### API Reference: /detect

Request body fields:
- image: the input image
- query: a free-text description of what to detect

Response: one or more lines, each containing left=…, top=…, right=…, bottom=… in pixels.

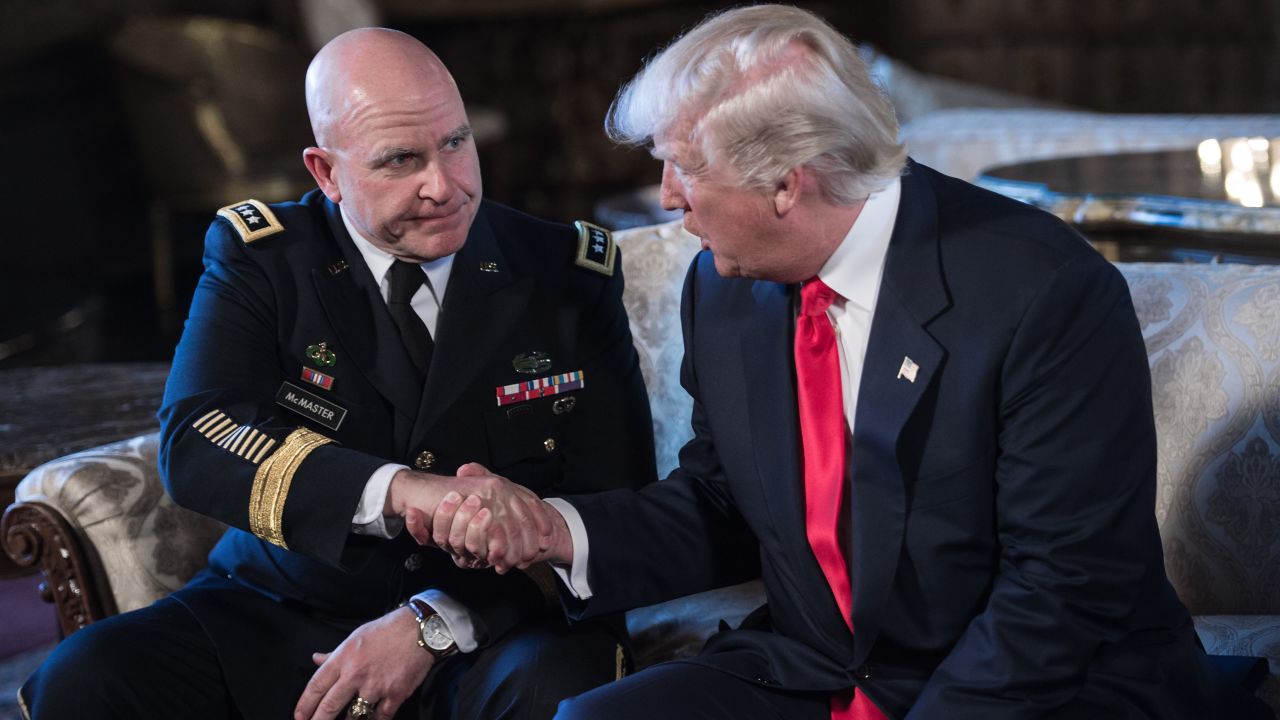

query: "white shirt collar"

left=816, top=177, right=901, bottom=312
left=339, top=205, right=454, bottom=301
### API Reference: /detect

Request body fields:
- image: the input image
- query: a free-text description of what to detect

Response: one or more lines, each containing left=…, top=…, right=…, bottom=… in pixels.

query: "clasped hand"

left=391, top=463, right=566, bottom=572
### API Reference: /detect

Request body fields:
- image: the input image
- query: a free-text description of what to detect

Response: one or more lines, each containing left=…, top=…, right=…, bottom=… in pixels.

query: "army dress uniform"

left=23, top=190, right=656, bottom=720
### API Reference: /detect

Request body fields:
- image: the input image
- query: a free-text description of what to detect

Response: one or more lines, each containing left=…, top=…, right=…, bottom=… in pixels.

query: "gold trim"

left=249, top=435, right=276, bottom=463
left=573, top=220, right=616, bottom=276
left=210, top=422, right=238, bottom=443
left=193, top=409, right=223, bottom=431
left=248, top=427, right=333, bottom=548
left=216, top=199, right=285, bottom=244
left=615, top=643, right=627, bottom=680
left=194, top=410, right=282, bottom=465
left=224, top=426, right=250, bottom=453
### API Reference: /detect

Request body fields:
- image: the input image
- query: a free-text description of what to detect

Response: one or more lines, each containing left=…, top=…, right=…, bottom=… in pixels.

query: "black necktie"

left=387, top=260, right=435, bottom=379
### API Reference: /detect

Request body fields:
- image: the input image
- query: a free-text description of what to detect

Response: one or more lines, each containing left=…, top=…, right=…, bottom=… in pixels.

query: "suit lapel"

left=848, top=161, right=950, bottom=663
left=742, top=280, right=808, bottom=555
left=411, top=208, right=532, bottom=444
left=311, top=199, right=421, bottom=421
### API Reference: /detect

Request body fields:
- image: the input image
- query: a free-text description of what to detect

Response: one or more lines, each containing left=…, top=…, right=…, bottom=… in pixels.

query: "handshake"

left=386, top=463, right=573, bottom=573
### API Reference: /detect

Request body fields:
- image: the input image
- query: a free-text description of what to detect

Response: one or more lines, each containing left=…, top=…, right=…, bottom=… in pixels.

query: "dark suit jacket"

left=566, top=161, right=1250, bottom=719
left=157, top=191, right=655, bottom=716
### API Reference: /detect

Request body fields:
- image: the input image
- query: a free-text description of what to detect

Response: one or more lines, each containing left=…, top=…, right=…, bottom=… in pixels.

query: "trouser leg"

left=21, top=596, right=238, bottom=719
left=554, top=660, right=830, bottom=720
left=421, top=619, right=622, bottom=720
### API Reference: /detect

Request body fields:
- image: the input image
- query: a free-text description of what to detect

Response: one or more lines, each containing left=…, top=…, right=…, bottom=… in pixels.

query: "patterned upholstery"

left=11, top=220, right=1280, bottom=706
left=13, top=434, right=224, bottom=616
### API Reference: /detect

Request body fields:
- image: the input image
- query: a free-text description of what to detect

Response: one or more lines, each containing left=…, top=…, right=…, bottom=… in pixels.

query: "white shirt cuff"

left=351, top=463, right=408, bottom=538
left=413, top=589, right=481, bottom=653
left=543, top=497, right=593, bottom=600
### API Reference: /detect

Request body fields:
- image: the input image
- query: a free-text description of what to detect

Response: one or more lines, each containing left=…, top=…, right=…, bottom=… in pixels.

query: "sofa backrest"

left=616, top=220, right=1280, bottom=616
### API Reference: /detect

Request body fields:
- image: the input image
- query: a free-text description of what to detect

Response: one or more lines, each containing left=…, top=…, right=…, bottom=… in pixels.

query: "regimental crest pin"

left=897, top=356, right=919, bottom=383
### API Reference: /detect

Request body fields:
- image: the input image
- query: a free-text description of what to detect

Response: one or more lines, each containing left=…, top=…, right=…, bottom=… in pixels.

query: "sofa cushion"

left=15, top=433, right=225, bottom=615
left=1118, top=263, right=1280, bottom=616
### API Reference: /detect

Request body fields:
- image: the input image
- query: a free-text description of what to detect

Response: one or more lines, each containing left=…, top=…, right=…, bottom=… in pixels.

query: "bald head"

left=305, top=28, right=458, bottom=148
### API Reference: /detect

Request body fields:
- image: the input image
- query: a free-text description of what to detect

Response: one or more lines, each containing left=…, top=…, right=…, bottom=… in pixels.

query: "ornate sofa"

left=6, top=219, right=1280, bottom=712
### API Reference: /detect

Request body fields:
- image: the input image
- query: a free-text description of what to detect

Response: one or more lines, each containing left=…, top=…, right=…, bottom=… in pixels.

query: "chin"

left=712, top=257, right=742, bottom=278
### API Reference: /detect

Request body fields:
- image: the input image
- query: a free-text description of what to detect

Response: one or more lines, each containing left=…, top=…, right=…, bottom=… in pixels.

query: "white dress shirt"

left=552, top=177, right=903, bottom=599
left=336, top=207, right=481, bottom=652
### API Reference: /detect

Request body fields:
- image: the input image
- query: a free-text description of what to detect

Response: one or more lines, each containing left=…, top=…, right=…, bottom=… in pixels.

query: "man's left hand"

left=293, top=607, right=434, bottom=720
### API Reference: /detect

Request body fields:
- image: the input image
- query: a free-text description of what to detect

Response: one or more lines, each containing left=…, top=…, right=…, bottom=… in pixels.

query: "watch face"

left=423, top=614, right=455, bottom=652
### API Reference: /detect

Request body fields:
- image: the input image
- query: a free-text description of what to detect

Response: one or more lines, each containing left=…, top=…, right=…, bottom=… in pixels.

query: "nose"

left=659, top=161, right=688, bottom=212
left=418, top=161, right=453, bottom=205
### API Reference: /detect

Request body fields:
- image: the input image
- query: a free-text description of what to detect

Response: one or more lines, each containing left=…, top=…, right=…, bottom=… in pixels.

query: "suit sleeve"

left=562, top=254, right=760, bottom=619
left=908, top=254, right=1165, bottom=718
left=157, top=219, right=387, bottom=567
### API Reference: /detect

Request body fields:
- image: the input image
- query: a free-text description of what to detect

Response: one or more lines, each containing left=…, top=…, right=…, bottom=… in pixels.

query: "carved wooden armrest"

left=2, top=500, right=111, bottom=636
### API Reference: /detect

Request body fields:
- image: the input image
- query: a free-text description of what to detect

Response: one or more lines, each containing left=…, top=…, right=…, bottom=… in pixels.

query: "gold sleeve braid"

left=249, top=427, right=334, bottom=549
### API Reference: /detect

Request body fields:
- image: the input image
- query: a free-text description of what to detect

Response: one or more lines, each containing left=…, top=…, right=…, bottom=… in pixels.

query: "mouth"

left=407, top=202, right=465, bottom=225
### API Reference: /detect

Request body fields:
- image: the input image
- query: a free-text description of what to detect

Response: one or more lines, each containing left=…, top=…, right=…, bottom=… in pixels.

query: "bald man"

left=20, top=28, right=655, bottom=720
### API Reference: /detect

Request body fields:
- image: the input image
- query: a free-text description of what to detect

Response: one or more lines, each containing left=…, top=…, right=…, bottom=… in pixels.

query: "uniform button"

left=404, top=553, right=424, bottom=572
left=543, top=437, right=556, bottom=453
left=414, top=450, right=436, bottom=470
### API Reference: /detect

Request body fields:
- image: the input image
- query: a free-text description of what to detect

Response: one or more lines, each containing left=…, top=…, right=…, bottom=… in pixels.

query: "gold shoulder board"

left=217, top=199, right=285, bottom=244
left=573, top=220, right=615, bottom=277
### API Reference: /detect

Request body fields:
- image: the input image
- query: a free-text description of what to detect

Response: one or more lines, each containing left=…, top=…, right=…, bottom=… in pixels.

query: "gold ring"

left=348, top=696, right=375, bottom=719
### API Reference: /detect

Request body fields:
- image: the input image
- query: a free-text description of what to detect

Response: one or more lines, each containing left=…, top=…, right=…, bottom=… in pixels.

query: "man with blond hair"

left=21, top=27, right=654, bottom=720
left=419, top=5, right=1271, bottom=718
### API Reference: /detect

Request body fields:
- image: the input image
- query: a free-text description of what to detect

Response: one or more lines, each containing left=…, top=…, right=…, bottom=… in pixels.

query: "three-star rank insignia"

left=573, top=221, right=615, bottom=277
left=217, top=199, right=285, bottom=244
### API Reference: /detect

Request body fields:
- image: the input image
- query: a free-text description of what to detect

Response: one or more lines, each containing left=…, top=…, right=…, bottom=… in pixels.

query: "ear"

left=773, top=166, right=803, bottom=216
left=303, top=147, right=342, bottom=203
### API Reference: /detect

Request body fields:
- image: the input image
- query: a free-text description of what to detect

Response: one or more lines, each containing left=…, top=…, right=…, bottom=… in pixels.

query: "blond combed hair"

left=606, top=4, right=906, bottom=204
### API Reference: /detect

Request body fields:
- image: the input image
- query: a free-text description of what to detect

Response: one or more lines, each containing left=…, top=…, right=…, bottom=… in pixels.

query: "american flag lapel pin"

left=897, top=356, right=919, bottom=383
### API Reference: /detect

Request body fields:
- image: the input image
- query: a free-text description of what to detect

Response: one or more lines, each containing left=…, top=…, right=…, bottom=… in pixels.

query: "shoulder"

left=917, top=162, right=1097, bottom=271
left=205, top=191, right=333, bottom=264
left=480, top=200, right=618, bottom=280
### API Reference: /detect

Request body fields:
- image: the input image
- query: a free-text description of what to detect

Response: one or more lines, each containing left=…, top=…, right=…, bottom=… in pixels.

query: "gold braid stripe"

left=249, top=427, right=333, bottom=549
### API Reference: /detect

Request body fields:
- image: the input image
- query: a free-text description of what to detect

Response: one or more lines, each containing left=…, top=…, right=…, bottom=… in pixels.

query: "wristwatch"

left=408, top=598, right=458, bottom=658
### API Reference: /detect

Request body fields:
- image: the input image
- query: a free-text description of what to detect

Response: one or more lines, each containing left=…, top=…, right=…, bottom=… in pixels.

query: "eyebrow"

left=444, top=125, right=473, bottom=143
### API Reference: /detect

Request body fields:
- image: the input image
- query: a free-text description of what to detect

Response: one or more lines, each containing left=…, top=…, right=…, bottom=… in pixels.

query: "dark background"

left=1, top=0, right=1276, bottom=368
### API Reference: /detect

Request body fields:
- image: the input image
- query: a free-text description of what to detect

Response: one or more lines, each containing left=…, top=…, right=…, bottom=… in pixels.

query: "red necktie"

left=795, top=278, right=886, bottom=720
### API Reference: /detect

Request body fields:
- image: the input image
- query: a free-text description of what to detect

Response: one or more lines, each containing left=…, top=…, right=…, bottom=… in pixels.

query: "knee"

left=554, top=691, right=608, bottom=720
left=23, top=623, right=133, bottom=718
left=454, top=628, right=616, bottom=719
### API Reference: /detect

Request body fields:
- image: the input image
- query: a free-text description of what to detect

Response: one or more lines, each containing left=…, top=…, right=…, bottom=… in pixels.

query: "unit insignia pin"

left=306, top=342, right=337, bottom=367
left=897, top=356, right=919, bottom=383
left=512, top=351, right=552, bottom=375
left=329, top=260, right=349, bottom=275
left=480, top=261, right=499, bottom=273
